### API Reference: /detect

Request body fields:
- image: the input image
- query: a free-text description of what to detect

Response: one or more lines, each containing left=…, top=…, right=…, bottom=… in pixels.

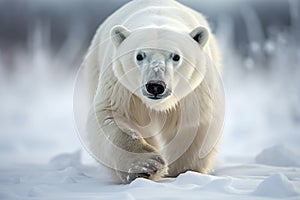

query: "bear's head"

left=110, top=25, right=210, bottom=111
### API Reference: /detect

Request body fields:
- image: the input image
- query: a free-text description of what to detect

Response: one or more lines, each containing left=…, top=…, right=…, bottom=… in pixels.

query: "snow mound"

left=130, top=177, right=163, bottom=188
left=253, top=173, right=300, bottom=198
left=174, top=171, right=236, bottom=194
left=28, top=186, right=44, bottom=197
left=49, top=150, right=82, bottom=170
left=200, top=177, right=235, bottom=193
left=255, top=145, right=300, bottom=167
left=173, top=171, right=212, bottom=185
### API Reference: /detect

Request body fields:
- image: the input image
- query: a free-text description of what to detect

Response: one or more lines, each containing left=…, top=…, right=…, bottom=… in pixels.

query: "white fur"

left=81, top=0, right=223, bottom=183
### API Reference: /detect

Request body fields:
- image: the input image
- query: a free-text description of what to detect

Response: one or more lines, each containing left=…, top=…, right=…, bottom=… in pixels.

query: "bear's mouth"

left=142, top=88, right=171, bottom=100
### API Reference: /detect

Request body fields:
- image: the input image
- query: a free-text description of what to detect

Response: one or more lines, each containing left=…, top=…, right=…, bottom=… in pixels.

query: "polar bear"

left=80, top=0, right=224, bottom=183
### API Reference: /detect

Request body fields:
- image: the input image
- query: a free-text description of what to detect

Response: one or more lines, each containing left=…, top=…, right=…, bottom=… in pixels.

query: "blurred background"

left=0, top=0, right=299, bottom=165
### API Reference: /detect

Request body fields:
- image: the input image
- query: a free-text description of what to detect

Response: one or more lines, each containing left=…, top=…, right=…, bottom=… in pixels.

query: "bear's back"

left=98, top=0, right=210, bottom=39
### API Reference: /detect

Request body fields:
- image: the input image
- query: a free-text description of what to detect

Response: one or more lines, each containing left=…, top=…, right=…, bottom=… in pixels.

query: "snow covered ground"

left=1, top=0, right=300, bottom=199
left=0, top=146, right=299, bottom=200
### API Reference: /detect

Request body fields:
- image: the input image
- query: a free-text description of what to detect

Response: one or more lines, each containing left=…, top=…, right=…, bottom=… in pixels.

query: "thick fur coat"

left=81, top=0, right=224, bottom=183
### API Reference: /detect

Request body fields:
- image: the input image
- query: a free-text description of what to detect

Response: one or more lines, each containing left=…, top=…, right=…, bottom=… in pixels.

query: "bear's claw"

left=118, top=153, right=168, bottom=183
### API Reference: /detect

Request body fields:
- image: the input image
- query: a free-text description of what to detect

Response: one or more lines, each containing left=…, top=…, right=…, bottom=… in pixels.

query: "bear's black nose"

left=145, top=81, right=166, bottom=96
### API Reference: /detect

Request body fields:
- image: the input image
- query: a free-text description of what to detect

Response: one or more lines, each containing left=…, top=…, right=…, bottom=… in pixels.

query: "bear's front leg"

left=103, top=118, right=168, bottom=183
left=87, top=112, right=168, bottom=183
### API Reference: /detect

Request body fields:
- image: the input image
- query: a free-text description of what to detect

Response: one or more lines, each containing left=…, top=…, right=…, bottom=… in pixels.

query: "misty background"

left=0, top=0, right=299, bottom=165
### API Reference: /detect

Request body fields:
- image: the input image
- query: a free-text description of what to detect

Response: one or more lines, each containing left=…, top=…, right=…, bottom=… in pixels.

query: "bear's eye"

left=172, top=54, right=180, bottom=62
left=136, top=53, right=144, bottom=61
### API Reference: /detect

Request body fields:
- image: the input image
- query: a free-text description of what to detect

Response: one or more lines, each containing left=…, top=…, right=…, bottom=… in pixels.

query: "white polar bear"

left=79, top=0, right=224, bottom=183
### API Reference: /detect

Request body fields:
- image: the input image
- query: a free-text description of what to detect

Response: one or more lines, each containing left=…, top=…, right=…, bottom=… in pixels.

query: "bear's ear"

left=189, top=26, right=209, bottom=47
left=110, top=25, right=131, bottom=47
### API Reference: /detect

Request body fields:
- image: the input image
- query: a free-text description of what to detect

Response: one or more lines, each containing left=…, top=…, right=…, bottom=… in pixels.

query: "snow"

left=255, top=145, right=300, bottom=167
left=253, top=173, right=299, bottom=198
left=0, top=150, right=300, bottom=199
